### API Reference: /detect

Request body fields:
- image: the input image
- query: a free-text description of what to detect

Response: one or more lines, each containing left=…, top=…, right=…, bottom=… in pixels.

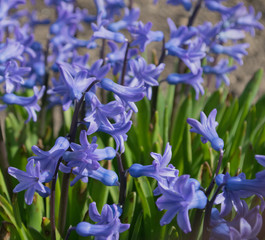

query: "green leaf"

left=26, top=194, right=44, bottom=231
left=134, top=177, right=158, bottom=239
left=171, top=94, right=192, bottom=159
left=131, top=212, right=143, bottom=240
left=120, top=192, right=136, bottom=240
left=239, top=69, right=263, bottom=109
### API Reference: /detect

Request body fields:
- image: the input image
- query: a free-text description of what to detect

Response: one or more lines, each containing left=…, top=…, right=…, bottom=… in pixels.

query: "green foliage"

left=1, top=69, right=265, bottom=239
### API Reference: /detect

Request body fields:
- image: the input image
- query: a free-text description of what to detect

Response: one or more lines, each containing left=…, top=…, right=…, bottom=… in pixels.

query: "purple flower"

left=0, top=39, right=24, bottom=63
left=167, top=68, right=204, bottom=99
left=84, top=92, right=125, bottom=135
left=228, top=201, right=263, bottom=240
left=98, top=110, right=132, bottom=153
left=28, top=137, right=69, bottom=180
left=8, top=160, right=50, bottom=205
left=86, top=59, right=111, bottom=80
left=50, top=2, right=85, bottom=35
left=167, top=38, right=205, bottom=74
left=93, top=0, right=107, bottom=18
left=105, top=0, right=126, bottom=18
left=129, top=21, right=164, bottom=52
left=234, top=6, right=264, bottom=35
left=210, top=43, right=249, bottom=65
left=203, top=59, right=237, bottom=88
left=108, top=7, right=140, bottom=32
left=210, top=202, right=263, bottom=240
left=166, top=18, right=196, bottom=47
left=215, top=173, right=265, bottom=217
left=156, top=175, right=207, bottom=233
left=129, top=57, right=165, bottom=99
left=100, top=78, right=145, bottom=112
left=204, top=1, right=242, bottom=16
left=210, top=208, right=230, bottom=240
left=92, top=14, right=126, bottom=43
left=106, top=41, right=138, bottom=75
left=0, top=0, right=25, bottom=20
left=63, top=130, right=116, bottom=173
left=76, top=202, right=130, bottom=239
left=255, top=154, right=265, bottom=167
left=70, top=166, right=119, bottom=186
left=167, top=0, right=193, bottom=11
left=0, top=60, right=31, bottom=93
left=47, top=62, right=97, bottom=110
left=1, top=86, right=45, bottom=122
left=187, top=109, right=224, bottom=151
left=129, top=143, right=177, bottom=182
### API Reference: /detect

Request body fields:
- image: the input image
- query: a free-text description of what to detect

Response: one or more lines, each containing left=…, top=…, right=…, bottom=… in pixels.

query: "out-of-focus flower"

left=210, top=208, right=230, bottom=240
left=47, top=62, right=97, bottom=111
left=92, top=13, right=126, bottom=43
left=106, top=41, right=138, bottom=75
left=215, top=172, right=265, bottom=217
left=0, top=60, right=31, bottom=93
left=204, top=1, right=242, bottom=16
left=167, top=68, right=204, bottom=99
left=76, top=202, right=130, bottom=238
left=210, top=202, right=263, bottom=240
left=0, top=39, right=24, bottom=63
left=167, top=0, right=193, bottom=11
left=108, top=8, right=140, bottom=32
left=203, top=59, right=237, bottom=88
left=210, top=43, right=249, bottom=65
left=129, top=56, right=165, bottom=99
left=187, top=108, right=224, bottom=151
left=129, top=21, right=164, bottom=52
left=8, top=160, right=50, bottom=205
left=105, top=0, right=126, bottom=18
left=1, top=86, right=45, bottom=122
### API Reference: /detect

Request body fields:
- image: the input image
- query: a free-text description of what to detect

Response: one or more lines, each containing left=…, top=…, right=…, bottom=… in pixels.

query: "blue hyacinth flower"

left=63, top=130, right=116, bottom=173
left=28, top=137, right=69, bottom=180
left=129, top=143, right=177, bottom=182
left=8, top=160, right=50, bottom=205
left=1, top=86, right=45, bottom=122
left=129, top=21, right=164, bottom=52
left=187, top=109, right=224, bottom=151
left=156, top=175, right=207, bottom=233
left=167, top=0, right=193, bottom=11
left=167, top=68, right=204, bottom=99
left=106, top=41, right=138, bottom=75
left=76, top=202, right=130, bottom=238
left=210, top=43, right=249, bottom=65
left=108, top=7, right=140, bottom=32
left=70, top=165, right=119, bottom=186
left=0, top=39, right=24, bottom=64
left=100, top=78, right=145, bottom=112
left=84, top=92, right=125, bottom=135
left=0, top=60, right=31, bottom=93
left=203, top=59, right=237, bottom=88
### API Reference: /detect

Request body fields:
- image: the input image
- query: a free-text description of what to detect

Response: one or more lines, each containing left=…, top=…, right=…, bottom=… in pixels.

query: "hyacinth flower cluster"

left=129, top=143, right=207, bottom=233
left=0, top=0, right=264, bottom=239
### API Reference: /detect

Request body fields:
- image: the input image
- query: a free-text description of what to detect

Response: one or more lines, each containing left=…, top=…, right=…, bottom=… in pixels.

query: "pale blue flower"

left=187, top=109, right=224, bottom=151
